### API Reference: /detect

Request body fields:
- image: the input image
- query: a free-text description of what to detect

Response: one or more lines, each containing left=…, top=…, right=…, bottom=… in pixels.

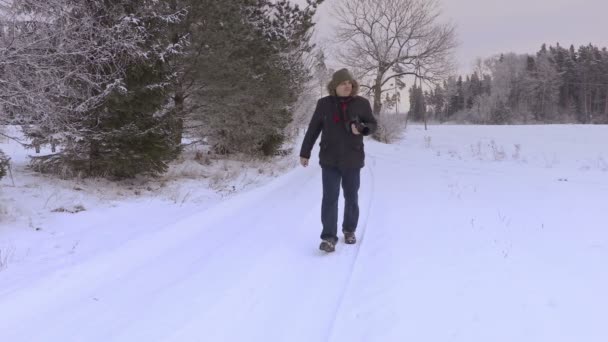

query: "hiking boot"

left=343, top=231, right=356, bottom=244
left=319, top=239, right=336, bottom=253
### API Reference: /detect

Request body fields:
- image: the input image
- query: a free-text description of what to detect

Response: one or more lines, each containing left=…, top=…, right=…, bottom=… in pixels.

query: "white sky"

left=311, top=0, right=608, bottom=74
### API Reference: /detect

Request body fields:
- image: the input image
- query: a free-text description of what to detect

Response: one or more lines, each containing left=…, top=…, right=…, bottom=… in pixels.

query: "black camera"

left=351, top=120, right=370, bottom=135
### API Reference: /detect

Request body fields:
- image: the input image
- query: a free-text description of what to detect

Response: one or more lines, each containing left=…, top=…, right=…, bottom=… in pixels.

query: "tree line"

left=409, top=43, right=608, bottom=125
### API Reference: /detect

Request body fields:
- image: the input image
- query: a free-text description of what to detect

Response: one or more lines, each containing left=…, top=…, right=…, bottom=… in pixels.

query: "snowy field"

left=1, top=124, right=607, bottom=342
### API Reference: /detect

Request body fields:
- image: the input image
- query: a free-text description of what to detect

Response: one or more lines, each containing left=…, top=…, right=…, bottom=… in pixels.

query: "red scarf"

left=333, top=97, right=353, bottom=123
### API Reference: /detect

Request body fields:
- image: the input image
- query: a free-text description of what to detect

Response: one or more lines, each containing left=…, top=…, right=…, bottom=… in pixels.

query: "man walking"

left=299, top=68, right=377, bottom=252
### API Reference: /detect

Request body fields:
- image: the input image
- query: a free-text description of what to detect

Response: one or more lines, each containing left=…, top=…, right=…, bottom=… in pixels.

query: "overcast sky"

left=312, top=0, right=608, bottom=74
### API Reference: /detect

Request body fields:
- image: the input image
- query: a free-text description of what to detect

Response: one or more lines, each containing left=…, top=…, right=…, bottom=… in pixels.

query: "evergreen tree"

left=449, top=76, right=465, bottom=113
left=426, top=43, right=608, bottom=124
left=589, top=45, right=605, bottom=121
left=313, top=50, right=330, bottom=98
left=464, top=75, right=473, bottom=109
left=600, top=48, right=608, bottom=122
left=427, top=84, right=446, bottom=122
left=408, top=84, right=426, bottom=121
left=470, top=72, right=482, bottom=97
left=3, top=0, right=185, bottom=178
left=491, top=99, right=510, bottom=124
left=186, top=0, right=323, bottom=156
left=577, top=45, right=593, bottom=122
left=444, top=77, right=458, bottom=118
left=524, top=49, right=561, bottom=122
left=566, top=45, right=580, bottom=115
left=0, top=150, right=9, bottom=181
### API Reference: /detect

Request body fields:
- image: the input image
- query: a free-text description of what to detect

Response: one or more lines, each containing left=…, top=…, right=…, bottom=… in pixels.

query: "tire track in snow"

left=94, top=167, right=326, bottom=342
left=119, top=168, right=335, bottom=342
left=166, top=158, right=379, bottom=342
left=324, top=155, right=377, bottom=342
left=0, top=167, right=324, bottom=342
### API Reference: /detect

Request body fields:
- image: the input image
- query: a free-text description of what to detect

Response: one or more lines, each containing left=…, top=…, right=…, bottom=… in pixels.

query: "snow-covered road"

left=1, top=125, right=607, bottom=341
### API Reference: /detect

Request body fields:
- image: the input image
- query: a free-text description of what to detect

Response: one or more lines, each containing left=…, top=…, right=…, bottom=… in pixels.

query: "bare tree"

left=332, top=0, right=457, bottom=115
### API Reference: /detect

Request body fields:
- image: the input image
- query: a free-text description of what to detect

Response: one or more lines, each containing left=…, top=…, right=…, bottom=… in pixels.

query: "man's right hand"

left=300, top=157, right=309, bottom=167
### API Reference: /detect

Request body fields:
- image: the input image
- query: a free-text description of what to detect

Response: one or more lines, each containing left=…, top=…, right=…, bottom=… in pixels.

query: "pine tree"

left=427, top=84, right=446, bottom=122
left=577, top=45, right=593, bottom=122
left=523, top=49, right=561, bottom=122
left=470, top=72, right=482, bottom=98
left=464, top=75, right=474, bottom=109
left=600, top=48, right=608, bottom=122
left=0, top=150, right=9, bottom=181
left=407, top=85, right=426, bottom=121
left=20, top=0, right=186, bottom=178
left=444, top=77, right=458, bottom=118
left=449, top=76, right=465, bottom=114
left=491, top=99, right=510, bottom=124
left=589, top=45, right=604, bottom=121
left=313, top=50, right=330, bottom=98
left=186, top=0, right=323, bottom=156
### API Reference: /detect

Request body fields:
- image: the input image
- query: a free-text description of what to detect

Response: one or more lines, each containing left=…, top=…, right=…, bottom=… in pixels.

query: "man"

left=299, top=68, right=377, bottom=253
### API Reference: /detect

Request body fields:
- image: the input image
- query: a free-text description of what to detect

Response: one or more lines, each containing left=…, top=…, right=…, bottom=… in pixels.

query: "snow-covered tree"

left=0, top=149, right=9, bottom=181
left=524, top=51, right=561, bottom=122
left=313, top=49, right=331, bottom=98
left=183, top=0, right=323, bottom=156
left=426, top=83, right=446, bottom=122
left=1, top=0, right=186, bottom=178
left=408, top=84, right=426, bottom=121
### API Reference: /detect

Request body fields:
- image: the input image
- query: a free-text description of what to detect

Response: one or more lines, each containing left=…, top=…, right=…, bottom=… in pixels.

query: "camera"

left=351, top=119, right=370, bottom=135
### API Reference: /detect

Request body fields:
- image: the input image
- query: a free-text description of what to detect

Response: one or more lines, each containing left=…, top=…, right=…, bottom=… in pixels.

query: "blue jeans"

left=321, top=166, right=360, bottom=243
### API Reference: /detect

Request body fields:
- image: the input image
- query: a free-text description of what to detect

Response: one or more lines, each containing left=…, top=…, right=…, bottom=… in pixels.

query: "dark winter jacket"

left=300, top=95, right=377, bottom=169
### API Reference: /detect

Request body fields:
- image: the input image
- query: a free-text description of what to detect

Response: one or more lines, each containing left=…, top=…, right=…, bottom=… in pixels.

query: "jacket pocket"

left=351, top=143, right=364, bottom=152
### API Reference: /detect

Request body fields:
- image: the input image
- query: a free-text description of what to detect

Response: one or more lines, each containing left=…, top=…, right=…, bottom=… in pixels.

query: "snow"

left=1, top=124, right=607, bottom=341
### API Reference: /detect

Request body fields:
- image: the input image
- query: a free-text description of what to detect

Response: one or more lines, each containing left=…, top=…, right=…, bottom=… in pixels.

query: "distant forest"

left=408, top=43, right=608, bottom=124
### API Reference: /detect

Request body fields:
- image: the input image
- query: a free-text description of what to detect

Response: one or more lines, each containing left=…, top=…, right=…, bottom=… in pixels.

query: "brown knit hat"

left=327, top=68, right=359, bottom=96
